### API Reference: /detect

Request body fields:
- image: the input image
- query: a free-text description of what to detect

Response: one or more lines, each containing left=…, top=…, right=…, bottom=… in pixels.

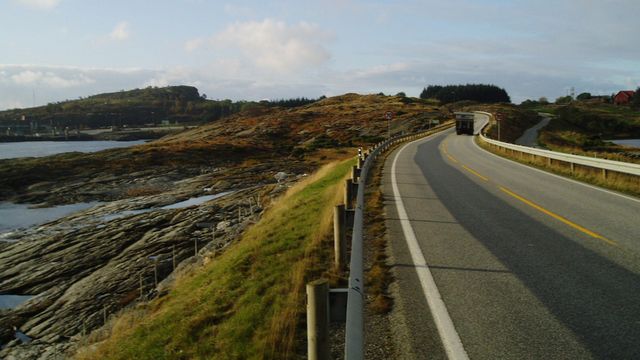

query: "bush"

left=555, top=95, right=573, bottom=104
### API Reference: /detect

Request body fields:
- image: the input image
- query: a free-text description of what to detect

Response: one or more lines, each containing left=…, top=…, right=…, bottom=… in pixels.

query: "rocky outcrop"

left=0, top=167, right=301, bottom=359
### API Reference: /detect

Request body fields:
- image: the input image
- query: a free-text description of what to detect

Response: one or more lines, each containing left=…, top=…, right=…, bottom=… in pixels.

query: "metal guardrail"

left=475, top=111, right=640, bottom=177
left=344, top=121, right=454, bottom=360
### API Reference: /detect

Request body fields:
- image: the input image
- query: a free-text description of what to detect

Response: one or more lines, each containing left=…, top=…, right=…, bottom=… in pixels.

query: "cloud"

left=184, top=38, right=204, bottom=52
left=186, top=19, right=332, bottom=73
left=0, top=65, right=154, bottom=110
left=13, top=0, right=60, bottom=10
left=109, top=21, right=130, bottom=41
left=10, top=69, right=95, bottom=88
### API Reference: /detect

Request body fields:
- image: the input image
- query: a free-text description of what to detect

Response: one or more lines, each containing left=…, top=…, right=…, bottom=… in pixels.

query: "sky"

left=1, top=0, right=639, bottom=109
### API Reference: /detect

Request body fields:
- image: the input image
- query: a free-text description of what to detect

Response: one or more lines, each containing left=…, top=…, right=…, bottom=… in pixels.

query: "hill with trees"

left=0, top=86, right=326, bottom=134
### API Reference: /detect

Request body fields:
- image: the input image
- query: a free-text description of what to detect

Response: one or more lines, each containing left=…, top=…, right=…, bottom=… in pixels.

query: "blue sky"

left=1, top=0, right=639, bottom=109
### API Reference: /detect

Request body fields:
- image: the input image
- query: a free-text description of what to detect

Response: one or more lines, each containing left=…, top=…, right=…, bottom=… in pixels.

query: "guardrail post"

left=602, top=168, right=607, bottom=179
left=307, top=279, right=330, bottom=360
left=345, top=179, right=354, bottom=209
left=357, top=156, right=364, bottom=169
left=570, top=162, right=575, bottom=174
left=334, top=205, right=346, bottom=272
left=352, top=165, right=360, bottom=183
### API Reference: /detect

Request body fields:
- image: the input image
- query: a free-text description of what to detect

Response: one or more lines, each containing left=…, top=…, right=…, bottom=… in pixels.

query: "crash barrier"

left=475, top=111, right=640, bottom=181
left=306, top=120, right=455, bottom=360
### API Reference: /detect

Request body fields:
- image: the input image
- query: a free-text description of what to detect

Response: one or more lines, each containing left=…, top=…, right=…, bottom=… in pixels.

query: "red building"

left=613, top=90, right=635, bottom=105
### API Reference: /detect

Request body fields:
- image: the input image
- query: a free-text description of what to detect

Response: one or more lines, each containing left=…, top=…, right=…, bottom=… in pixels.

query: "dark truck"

left=455, top=112, right=475, bottom=135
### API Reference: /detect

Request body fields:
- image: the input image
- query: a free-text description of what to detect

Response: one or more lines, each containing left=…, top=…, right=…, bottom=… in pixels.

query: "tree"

left=420, top=85, right=443, bottom=99
left=419, top=84, right=510, bottom=104
left=576, top=92, right=592, bottom=101
left=538, top=97, right=549, bottom=104
left=396, top=92, right=406, bottom=97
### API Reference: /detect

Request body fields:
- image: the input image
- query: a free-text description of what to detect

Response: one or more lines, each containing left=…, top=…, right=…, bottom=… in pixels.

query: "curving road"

left=515, top=114, right=551, bottom=147
left=383, top=117, right=640, bottom=359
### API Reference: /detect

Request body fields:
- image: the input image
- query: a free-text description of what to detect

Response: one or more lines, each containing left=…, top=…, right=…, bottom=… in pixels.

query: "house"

left=613, top=90, right=635, bottom=105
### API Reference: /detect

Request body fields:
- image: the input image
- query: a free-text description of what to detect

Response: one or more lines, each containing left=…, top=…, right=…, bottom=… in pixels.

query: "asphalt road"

left=383, top=127, right=640, bottom=359
left=515, top=115, right=551, bottom=147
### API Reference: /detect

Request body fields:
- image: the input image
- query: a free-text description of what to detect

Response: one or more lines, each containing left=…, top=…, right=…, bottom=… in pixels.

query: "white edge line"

left=391, top=134, right=469, bottom=360
left=471, top=134, right=640, bottom=204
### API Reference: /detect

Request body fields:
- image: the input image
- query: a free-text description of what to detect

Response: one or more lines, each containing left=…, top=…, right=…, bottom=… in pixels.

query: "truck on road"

left=455, top=112, right=475, bottom=135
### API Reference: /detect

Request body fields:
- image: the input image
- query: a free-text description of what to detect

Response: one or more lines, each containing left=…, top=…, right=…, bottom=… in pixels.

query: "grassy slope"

left=76, top=158, right=355, bottom=360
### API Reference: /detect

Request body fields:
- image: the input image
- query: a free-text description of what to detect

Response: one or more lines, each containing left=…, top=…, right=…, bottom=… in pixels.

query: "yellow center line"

left=447, top=154, right=459, bottom=163
left=499, top=186, right=618, bottom=246
left=462, top=165, right=489, bottom=181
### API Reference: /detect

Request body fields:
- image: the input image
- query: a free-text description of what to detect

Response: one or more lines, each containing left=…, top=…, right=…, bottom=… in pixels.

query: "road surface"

left=515, top=115, right=551, bottom=147
left=383, top=121, right=640, bottom=359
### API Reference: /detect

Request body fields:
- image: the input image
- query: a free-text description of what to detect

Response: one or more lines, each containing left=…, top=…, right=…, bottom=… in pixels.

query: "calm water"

left=0, top=295, right=33, bottom=309
left=609, top=139, right=640, bottom=148
left=0, top=202, right=101, bottom=239
left=0, top=192, right=234, bottom=238
left=0, top=140, right=147, bottom=160
left=102, top=192, right=233, bottom=221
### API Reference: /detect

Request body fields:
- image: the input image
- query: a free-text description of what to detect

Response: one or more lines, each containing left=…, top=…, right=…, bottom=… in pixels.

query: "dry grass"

left=363, top=146, right=395, bottom=315
left=74, top=157, right=356, bottom=360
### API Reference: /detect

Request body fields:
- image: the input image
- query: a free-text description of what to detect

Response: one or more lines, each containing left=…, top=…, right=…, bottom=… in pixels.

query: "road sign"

left=385, top=111, right=393, bottom=120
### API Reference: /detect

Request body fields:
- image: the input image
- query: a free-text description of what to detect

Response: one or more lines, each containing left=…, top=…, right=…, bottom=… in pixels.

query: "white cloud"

left=184, top=38, right=204, bottom=52
left=186, top=19, right=332, bottom=74
left=10, top=70, right=95, bottom=88
left=0, top=65, right=154, bottom=109
left=109, top=21, right=130, bottom=41
left=13, top=0, right=60, bottom=10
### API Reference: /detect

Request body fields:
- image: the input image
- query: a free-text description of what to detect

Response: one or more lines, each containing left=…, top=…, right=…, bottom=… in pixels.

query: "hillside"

left=0, top=93, right=448, bottom=205
left=0, top=93, right=451, bottom=359
left=533, top=102, right=640, bottom=162
left=0, top=86, right=257, bottom=131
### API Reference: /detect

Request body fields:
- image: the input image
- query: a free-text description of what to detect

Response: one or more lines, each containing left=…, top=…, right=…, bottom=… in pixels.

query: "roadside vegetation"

left=537, top=103, right=640, bottom=163
left=477, top=139, right=640, bottom=196
left=75, top=158, right=355, bottom=360
left=478, top=98, right=640, bottom=195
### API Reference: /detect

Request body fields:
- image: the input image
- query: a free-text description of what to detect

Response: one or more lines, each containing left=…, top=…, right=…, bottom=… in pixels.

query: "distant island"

left=0, top=85, right=321, bottom=142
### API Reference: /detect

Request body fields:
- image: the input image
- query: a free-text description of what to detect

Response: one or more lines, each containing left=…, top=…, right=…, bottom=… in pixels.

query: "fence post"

left=307, top=279, right=330, bottom=360
left=334, top=205, right=346, bottom=272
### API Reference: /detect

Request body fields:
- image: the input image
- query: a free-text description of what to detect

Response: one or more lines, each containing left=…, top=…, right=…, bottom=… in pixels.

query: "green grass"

left=76, top=158, right=355, bottom=360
